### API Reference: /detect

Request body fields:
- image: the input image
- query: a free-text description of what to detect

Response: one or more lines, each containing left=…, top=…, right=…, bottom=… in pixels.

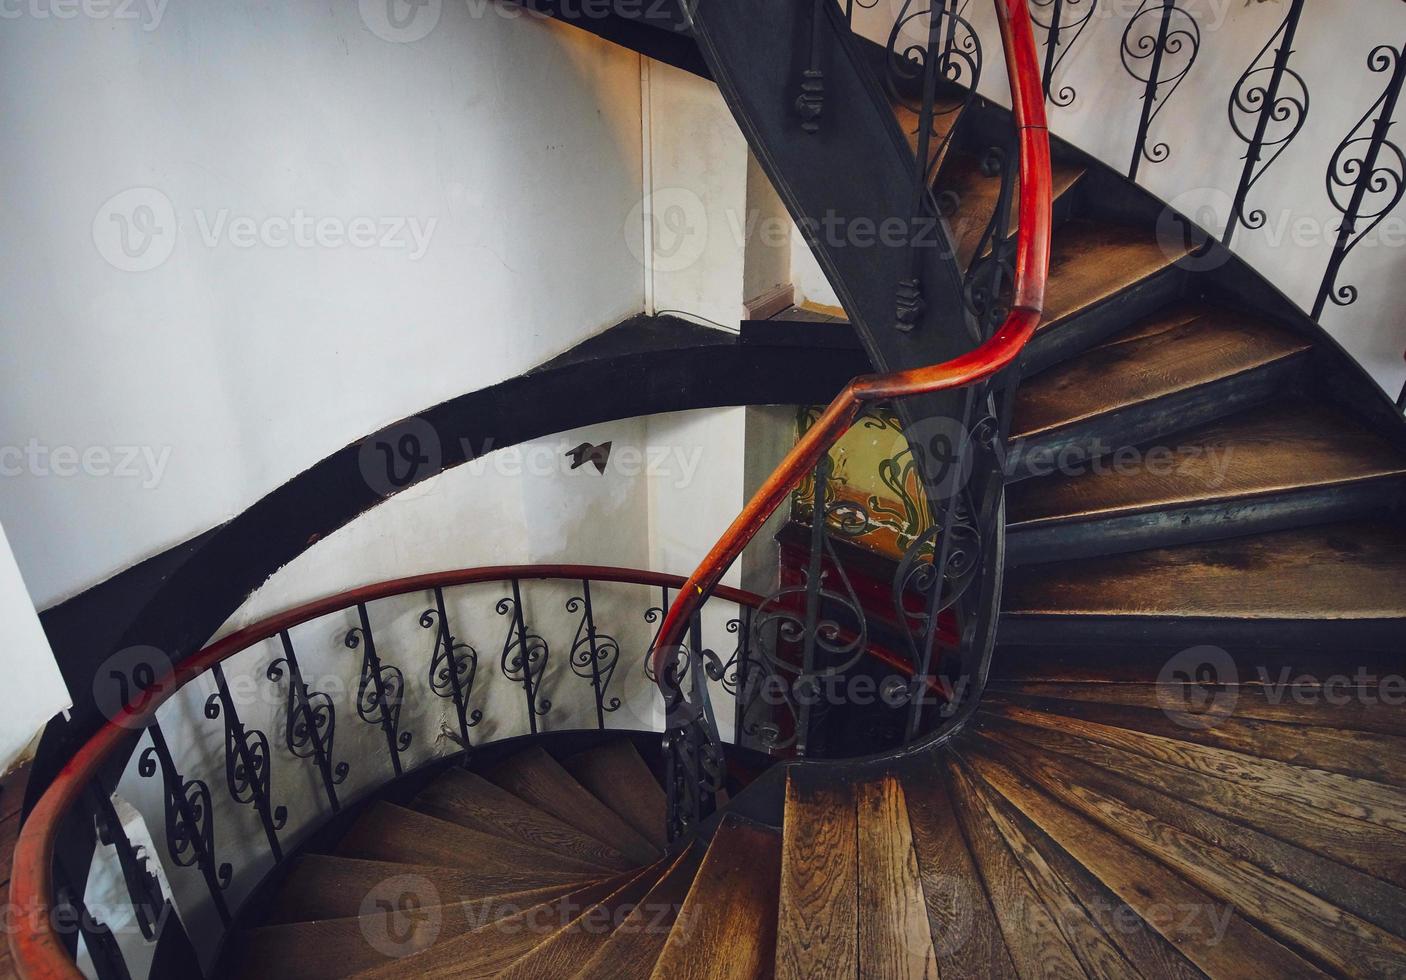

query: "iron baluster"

left=1029, top=0, right=1098, bottom=108
left=662, top=608, right=724, bottom=842
left=1314, top=44, right=1406, bottom=319
left=345, top=602, right=412, bottom=777
left=90, top=788, right=167, bottom=941
left=644, top=585, right=670, bottom=683
left=963, top=146, right=1019, bottom=337
left=137, top=722, right=233, bottom=925
left=896, top=1, right=945, bottom=333
left=795, top=456, right=833, bottom=756
left=422, top=585, right=482, bottom=753
left=567, top=579, right=622, bottom=730
left=202, top=664, right=287, bottom=862
left=498, top=578, right=551, bottom=733
left=1122, top=0, right=1200, bottom=180
left=1225, top=0, right=1308, bottom=247
left=266, top=630, right=348, bottom=813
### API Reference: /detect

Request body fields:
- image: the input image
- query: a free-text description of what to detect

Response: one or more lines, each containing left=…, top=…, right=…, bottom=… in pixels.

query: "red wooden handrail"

left=652, top=0, right=1052, bottom=684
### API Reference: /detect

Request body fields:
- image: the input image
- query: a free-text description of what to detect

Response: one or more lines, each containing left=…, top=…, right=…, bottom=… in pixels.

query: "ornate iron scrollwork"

left=345, top=603, right=412, bottom=777
left=1314, top=44, right=1406, bottom=319
left=566, top=581, right=622, bottom=729
left=1029, top=0, right=1098, bottom=108
left=203, top=664, right=287, bottom=861
left=961, top=146, right=1019, bottom=337
left=266, top=630, right=349, bottom=812
left=421, top=585, right=482, bottom=752
left=661, top=613, right=726, bottom=842
left=1224, top=0, right=1308, bottom=246
left=137, top=723, right=233, bottom=925
left=1121, top=0, right=1200, bottom=180
left=498, top=579, right=551, bottom=733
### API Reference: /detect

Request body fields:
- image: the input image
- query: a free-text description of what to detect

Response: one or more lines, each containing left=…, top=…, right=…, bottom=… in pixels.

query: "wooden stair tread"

left=334, top=801, right=605, bottom=879
left=266, top=855, right=589, bottom=924
left=497, top=858, right=668, bottom=980
left=349, top=867, right=644, bottom=980
left=572, top=845, right=703, bottom=980
left=650, top=816, right=782, bottom=980
left=941, top=755, right=1089, bottom=977
left=1008, top=399, right=1406, bottom=526
left=1003, top=521, right=1406, bottom=620
left=1038, top=220, right=1188, bottom=332
left=230, top=882, right=580, bottom=980
left=976, top=707, right=1406, bottom=888
left=856, top=778, right=939, bottom=979
left=1010, top=303, right=1311, bottom=440
left=900, top=759, right=1018, bottom=978
left=938, top=151, right=1086, bottom=268
left=487, top=746, right=660, bottom=865
left=776, top=773, right=858, bottom=980
left=970, top=737, right=1406, bottom=977
left=562, top=740, right=669, bottom=851
left=962, top=745, right=1333, bottom=978
left=413, top=768, right=635, bottom=872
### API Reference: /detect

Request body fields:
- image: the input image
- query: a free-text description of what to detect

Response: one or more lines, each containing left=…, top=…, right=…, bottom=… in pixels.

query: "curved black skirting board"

left=28, top=314, right=870, bottom=810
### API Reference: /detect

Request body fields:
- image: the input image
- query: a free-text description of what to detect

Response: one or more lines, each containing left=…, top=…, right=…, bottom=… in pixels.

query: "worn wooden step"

left=776, top=773, right=857, bottom=980
left=412, top=768, right=635, bottom=872
left=969, top=737, right=1406, bottom=977
left=497, top=857, right=669, bottom=980
left=976, top=720, right=1406, bottom=940
left=265, top=855, right=593, bottom=925
left=856, top=778, right=939, bottom=979
left=349, top=866, right=645, bottom=980
left=1008, top=399, right=1406, bottom=560
left=1026, top=220, right=1191, bottom=370
left=649, top=815, right=782, bottom=980
left=334, top=801, right=607, bottom=880
left=1001, top=520, right=1406, bottom=646
left=229, top=881, right=581, bottom=980
left=980, top=700, right=1406, bottom=836
left=961, top=745, right=1332, bottom=978
left=1009, top=304, right=1311, bottom=462
left=571, top=845, right=703, bottom=980
left=936, top=152, right=1086, bottom=268
left=975, top=707, right=1406, bottom=889
left=562, top=740, right=669, bottom=851
left=941, top=755, right=1089, bottom=977
left=487, top=746, right=660, bottom=865
left=899, top=758, right=1018, bottom=978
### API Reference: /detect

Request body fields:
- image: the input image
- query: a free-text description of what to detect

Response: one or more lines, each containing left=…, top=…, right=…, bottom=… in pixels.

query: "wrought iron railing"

left=7, top=566, right=808, bottom=980
left=653, top=0, right=1051, bottom=839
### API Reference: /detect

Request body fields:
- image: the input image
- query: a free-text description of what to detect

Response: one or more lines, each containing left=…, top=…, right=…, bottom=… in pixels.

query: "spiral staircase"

left=11, top=1, right=1406, bottom=979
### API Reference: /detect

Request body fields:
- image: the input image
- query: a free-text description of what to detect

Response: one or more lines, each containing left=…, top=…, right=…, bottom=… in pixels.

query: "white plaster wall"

left=847, top=0, right=1406, bottom=398
left=643, top=60, right=752, bottom=328
left=0, top=521, right=71, bottom=774
left=0, top=1, right=647, bottom=610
